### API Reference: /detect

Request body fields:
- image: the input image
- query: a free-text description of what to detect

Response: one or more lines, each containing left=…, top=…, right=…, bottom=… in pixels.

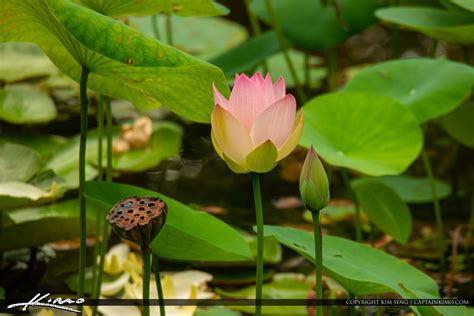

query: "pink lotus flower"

left=211, top=73, right=304, bottom=173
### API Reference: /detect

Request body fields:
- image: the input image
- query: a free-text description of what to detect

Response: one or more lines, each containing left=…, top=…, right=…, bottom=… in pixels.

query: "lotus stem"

left=462, top=45, right=471, bottom=64
left=91, top=215, right=109, bottom=316
left=78, top=66, right=90, bottom=302
left=244, top=0, right=269, bottom=73
left=264, top=0, right=306, bottom=103
left=165, top=14, right=173, bottom=46
left=151, top=15, right=161, bottom=40
left=251, top=173, right=264, bottom=316
left=97, top=96, right=104, bottom=180
left=429, top=39, right=438, bottom=58
left=325, top=48, right=337, bottom=91
left=92, top=98, right=113, bottom=316
left=309, top=207, right=323, bottom=316
left=340, top=170, right=362, bottom=242
left=153, top=253, right=166, bottom=316
left=421, top=148, right=446, bottom=287
left=142, top=246, right=151, bottom=316
left=106, top=97, right=113, bottom=182
left=304, top=53, right=311, bottom=88
left=90, top=96, right=105, bottom=294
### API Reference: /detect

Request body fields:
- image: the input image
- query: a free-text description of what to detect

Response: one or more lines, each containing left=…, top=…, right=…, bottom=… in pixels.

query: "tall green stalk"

left=106, top=98, right=113, bottom=182
left=309, top=208, right=323, bottom=316
left=340, top=170, right=362, bottom=242
left=92, top=97, right=113, bottom=316
left=462, top=45, right=471, bottom=64
left=165, top=14, right=173, bottom=46
left=421, top=149, right=446, bottom=286
left=90, top=96, right=104, bottom=296
left=264, top=0, right=306, bottom=103
left=244, top=0, right=269, bottom=73
left=325, top=48, right=338, bottom=92
left=153, top=253, right=166, bottom=316
left=251, top=173, right=264, bottom=316
left=142, top=246, right=151, bottom=316
left=151, top=15, right=161, bottom=40
left=78, top=66, right=90, bottom=301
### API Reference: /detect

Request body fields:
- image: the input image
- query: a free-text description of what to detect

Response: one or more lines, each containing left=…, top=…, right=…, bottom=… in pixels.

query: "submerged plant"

left=211, top=72, right=303, bottom=316
left=299, top=146, right=330, bottom=316
left=107, top=196, right=168, bottom=316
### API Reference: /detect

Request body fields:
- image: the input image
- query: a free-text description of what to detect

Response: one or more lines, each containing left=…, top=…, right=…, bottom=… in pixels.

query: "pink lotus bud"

left=211, top=73, right=303, bottom=173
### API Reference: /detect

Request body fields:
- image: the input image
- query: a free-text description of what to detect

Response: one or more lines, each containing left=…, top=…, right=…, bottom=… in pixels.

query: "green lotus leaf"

left=0, top=0, right=229, bottom=123
left=0, top=85, right=57, bottom=124
left=375, top=175, right=452, bottom=204
left=352, top=178, right=412, bottom=243
left=76, top=0, right=229, bottom=17
left=251, top=0, right=383, bottom=50
left=376, top=7, right=474, bottom=44
left=300, top=92, right=423, bottom=176
left=441, top=101, right=474, bottom=148
left=345, top=58, right=474, bottom=123
left=0, top=143, right=40, bottom=183
left=262, top=225, right=465, bottom=316
left=84, top=181, right=253, bottom=262
left=0, top=42, right=58, bottom=82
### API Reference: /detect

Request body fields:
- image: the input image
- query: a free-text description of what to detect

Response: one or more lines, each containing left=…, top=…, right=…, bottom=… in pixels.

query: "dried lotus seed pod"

left=106, top=196, right=167, bottom=247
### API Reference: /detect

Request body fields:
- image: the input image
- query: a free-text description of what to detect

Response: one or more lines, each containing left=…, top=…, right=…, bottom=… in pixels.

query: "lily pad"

left=0, top=85, right=57, bottom=124
left=250, top=0, right=383, bottom=50
left=0, top=143, right=40, bottom=183
left=106, top=122, right=183, bottom=172
left=262, top=225, right=464, bottom=316
left=0, top=133, right=67, bottom=160
left=0, top=182, right=54, bottom=210
left=217, top=275, right=312, bottom=315
left=441, top=101, right=474, bottom=148
left=76, top=0, right=229, bottom=17
left=44, top=121, right=181, bottom=188
left=128, top=16, right=247, bottom=60
left=376, top=7, right=474, bottom=44
left=84, top=181, right=253, bottom=262
left=375, top=175, right=452, bottom=204
left=245, top=234, right=282, bottom=264
left=0, top=0, right=229, bottom=123
left=210, top=31, right=281, bottom=78
left=352, top=178, right=412, bottom=244
left=0, top=199, right=97, bottom=250
left=300, top=92, right=423, bottom=176
left=0, top=42, right=58, bottom=82
left=344, top=58, right=474, bottom=123
left=195, top=307, right=241, bottom=316
left=451, top=0, right=474, bottom=12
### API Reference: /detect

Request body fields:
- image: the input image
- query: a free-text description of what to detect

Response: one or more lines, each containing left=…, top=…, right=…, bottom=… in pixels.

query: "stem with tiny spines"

left=153, top=253, right=166, bottom=316
left=78, top=66, right=90, bottom=304
left=251, top=173, right=264, bottom=316
left=309, top=207, right=323, bottom=316
left=264, top=0, right=306, bottom=103
left=142, top=246, right=151, bottom=316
